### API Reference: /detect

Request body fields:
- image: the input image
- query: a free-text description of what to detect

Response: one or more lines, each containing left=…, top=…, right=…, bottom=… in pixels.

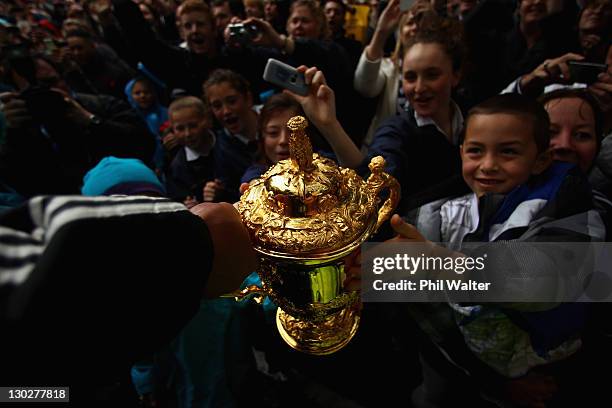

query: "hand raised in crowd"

left=162, top=131, right=181, bottom=151
left=285, top=66, right=337, bottom=128
left=224, top=16, right=287, bottom=52
left=223, top=17, right=242, bottom=48
left=285, top=65, right=364, bottom=168
left=366, top=0, right=401, bottom=61
left=0, top=92, right=33, bottom=129
left=519, top=53, right=584, bottom=96
left=203, top=179, right=225, bottom=202
left=376, top=0, right=402, bottom=36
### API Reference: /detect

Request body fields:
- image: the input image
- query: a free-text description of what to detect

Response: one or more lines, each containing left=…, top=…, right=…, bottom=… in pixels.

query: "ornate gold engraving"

left=236, top=116, right=400, bottom=354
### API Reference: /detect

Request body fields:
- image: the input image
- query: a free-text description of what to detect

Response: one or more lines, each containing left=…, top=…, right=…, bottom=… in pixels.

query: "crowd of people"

left=1, top=0, right=611, bottom=407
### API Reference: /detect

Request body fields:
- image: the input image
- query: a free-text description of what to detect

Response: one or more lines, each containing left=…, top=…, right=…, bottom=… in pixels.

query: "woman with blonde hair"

left=286, top=0, right=331, bottom=40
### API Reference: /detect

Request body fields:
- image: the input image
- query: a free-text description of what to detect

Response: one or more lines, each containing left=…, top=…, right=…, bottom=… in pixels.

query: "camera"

left=228, top=23, right=259, bottom=46
left=20, top=85, right=70, bottom=126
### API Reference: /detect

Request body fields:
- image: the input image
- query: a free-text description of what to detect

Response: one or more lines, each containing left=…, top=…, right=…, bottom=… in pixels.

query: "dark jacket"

left=402, top=163, right=610, bottom=403
left=0, top=196, right=212, bottom=392
left=111, top=0, right=265, bottom=97
left=360, top=108, right=463, bottom=215
left=166, top=131, right=256, bottom=203
left=63, top=49, right=136, bottom=99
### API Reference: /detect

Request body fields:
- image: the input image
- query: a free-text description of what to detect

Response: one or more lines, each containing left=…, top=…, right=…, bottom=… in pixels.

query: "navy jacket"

left=360, top=109, right=463, bottom=215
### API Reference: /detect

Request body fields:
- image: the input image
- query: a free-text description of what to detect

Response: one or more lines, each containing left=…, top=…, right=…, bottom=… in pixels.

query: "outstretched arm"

left=285, top=66, right=363, bottom=168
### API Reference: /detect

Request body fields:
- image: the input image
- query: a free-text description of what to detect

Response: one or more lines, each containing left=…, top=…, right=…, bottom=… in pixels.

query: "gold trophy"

left=236, top=116, right=399, bottom=355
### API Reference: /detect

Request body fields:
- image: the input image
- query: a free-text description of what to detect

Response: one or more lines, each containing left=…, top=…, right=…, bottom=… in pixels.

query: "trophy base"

left=276, top=307, right=360, bottom=355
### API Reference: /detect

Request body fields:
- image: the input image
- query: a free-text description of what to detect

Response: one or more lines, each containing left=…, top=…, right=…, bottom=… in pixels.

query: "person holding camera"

left=0, top=52, right=155, bottom=198
left=225, top=0, right=368, bottom=146
left=110, top=0, right=265, bottom=100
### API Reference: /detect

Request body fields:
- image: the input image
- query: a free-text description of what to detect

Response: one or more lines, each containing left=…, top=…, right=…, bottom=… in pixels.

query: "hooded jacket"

left=406, top=162, right=609, bottom=379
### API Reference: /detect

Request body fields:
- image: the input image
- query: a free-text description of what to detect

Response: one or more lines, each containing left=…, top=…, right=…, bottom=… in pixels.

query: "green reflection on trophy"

left=236, top=116, right=399, bottom=355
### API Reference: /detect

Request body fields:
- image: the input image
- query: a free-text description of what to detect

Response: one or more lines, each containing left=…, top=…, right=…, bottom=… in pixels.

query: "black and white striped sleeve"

left=0, top=196, right=214, bottom=382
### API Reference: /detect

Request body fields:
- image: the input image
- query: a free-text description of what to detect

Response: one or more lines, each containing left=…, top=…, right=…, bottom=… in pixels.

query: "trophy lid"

left=238, top=116, right=383, bottom=258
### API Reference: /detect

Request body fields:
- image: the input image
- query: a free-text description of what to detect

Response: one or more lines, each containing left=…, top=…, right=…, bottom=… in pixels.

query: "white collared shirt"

left=413, top=101, right=464, bottom=146
left=184, top=131, right=216, bottom=162
left=224, top=128, right=252, bottom=145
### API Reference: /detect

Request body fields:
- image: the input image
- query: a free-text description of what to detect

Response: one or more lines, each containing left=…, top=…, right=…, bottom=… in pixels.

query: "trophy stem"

left=275, top=307, right=360, bottom=355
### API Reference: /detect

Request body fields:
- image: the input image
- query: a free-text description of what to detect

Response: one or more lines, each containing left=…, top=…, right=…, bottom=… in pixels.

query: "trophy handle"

left=222, top=284, right=269, bottom=304
left=366, top=156, right=401, bottom=232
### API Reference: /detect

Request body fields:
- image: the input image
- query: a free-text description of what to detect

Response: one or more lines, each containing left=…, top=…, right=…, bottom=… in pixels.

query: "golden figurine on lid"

left=236, top=116, right=399, bottom=355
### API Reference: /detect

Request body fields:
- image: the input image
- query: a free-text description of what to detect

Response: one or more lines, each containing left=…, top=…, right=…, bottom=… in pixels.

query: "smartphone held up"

left=263, top=59, right=309, bottom=96
left=567, top=61, right=608, bottom=85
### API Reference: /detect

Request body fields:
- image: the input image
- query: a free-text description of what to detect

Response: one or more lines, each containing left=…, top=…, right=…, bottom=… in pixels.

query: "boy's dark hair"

left=403, top=13, right=466, bottom=72
left=539, top=88, right=604, bottom=151
left=202, top=68, right=251, bottom=97
left=463, top=94, right=551, bottom=153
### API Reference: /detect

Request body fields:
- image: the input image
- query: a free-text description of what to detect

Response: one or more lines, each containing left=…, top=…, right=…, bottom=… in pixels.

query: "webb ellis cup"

left=236, top=116, right=399, bottom=355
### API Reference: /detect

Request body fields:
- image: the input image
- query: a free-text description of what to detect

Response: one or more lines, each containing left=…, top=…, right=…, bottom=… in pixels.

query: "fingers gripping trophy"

left=236, top=116, right=399, bottom=355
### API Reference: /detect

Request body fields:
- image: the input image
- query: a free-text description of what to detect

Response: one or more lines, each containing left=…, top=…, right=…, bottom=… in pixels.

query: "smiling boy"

left=460, top=95, right=552, bottom=198
left=398, top=93, right=609, bottom=407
